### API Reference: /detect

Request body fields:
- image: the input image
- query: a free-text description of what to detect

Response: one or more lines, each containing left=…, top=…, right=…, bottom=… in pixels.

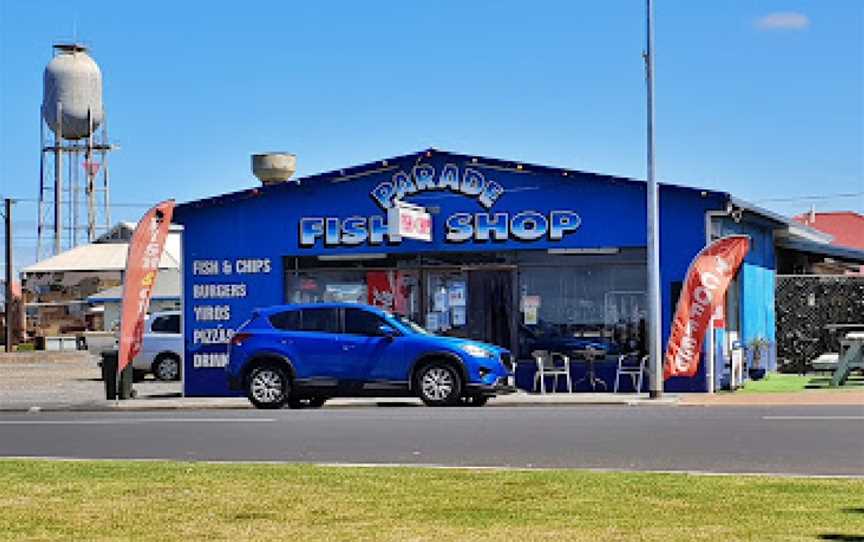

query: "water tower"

left=37, top=43, right=115, bottom=258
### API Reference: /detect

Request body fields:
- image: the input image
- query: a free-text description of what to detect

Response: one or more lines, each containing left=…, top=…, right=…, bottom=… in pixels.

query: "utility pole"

left=4, top=198, right=13, bottom=352
left=645, top=0, right=663, bottom=398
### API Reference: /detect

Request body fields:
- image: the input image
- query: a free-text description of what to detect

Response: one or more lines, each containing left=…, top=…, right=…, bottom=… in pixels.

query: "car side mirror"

left=378, top=324, right=398, bottom=340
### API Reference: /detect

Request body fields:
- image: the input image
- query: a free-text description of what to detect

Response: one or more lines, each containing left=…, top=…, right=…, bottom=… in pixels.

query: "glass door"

left=466, top=269, right=516, bottom=350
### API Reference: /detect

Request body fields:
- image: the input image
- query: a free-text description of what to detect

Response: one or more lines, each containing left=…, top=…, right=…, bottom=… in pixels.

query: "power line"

left=0, top=198, right=154, bottom=208
left=754, top=192, right=864, bottom=204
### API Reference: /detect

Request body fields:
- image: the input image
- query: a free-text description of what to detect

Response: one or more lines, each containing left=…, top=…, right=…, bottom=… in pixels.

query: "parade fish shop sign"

left=299, top=164, right=582, bottom=247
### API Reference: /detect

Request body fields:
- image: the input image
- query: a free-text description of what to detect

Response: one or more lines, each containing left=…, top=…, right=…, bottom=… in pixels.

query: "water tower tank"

left=252, top=153, right=297, bottom=184
left=42, top=44, right=104, bottom=140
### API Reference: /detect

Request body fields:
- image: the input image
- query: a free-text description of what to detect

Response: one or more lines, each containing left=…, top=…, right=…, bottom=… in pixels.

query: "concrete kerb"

left=1, top=392, right=681, bottom=413
left=8, top=391, right=861, bottom=413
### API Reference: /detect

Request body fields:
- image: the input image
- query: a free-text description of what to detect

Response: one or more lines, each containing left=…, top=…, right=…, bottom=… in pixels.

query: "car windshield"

left=389, top=313, right=431, bottom=335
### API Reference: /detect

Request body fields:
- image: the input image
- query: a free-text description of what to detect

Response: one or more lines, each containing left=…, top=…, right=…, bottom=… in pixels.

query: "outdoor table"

left=571, top=348, right=607, bottom=391
left=823, top=323, right=864, bottom=349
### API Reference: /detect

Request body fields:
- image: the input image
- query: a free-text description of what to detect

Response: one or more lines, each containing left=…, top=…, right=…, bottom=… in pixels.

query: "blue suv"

left=227, top=303, right=516, bottom=409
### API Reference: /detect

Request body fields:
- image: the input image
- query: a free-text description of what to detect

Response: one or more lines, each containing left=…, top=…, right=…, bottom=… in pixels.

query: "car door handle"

left=342, top=344, right=356, bottom=351
left=280, top=339, right=293, bottom=345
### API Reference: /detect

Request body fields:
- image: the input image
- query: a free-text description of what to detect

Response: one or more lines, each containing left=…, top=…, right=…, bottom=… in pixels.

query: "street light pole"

left=4, top=198, right=13, bottom=353
left=645, top=0, right=663, bottom=398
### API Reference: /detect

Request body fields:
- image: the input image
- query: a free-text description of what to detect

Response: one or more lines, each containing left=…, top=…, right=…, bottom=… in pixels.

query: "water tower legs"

left=86, top=110, right=96, bottom=242
left=53, top=102, right=62, bottom=255
left=37, top=103, right=114, bottom=259
left=101, top=111, right=111, bottom=231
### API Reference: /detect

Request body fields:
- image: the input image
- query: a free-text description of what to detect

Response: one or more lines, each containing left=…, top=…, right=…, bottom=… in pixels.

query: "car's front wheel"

left=416, top=362, right=462, bottom=406
left=247, top=364, right=290, bottom=409
left=152, top=354, right=181, bottom=381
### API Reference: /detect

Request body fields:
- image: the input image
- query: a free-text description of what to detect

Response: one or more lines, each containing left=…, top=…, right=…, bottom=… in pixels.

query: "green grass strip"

left=740, top=373, right=864, bottom=393
left=1, top=460, right=863, bottom=541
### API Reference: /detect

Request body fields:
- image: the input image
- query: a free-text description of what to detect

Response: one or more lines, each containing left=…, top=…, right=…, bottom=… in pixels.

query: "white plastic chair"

left=532, top=350, right=573, bottom=394
left=614, top=353, right=647, bottom=393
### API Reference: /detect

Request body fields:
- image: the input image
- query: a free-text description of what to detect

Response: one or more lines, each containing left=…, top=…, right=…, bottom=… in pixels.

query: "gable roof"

left=175, top=148, right=730, bottom=213
left=22, top=241, right=179, bottom=274
left=174, top=147, right=842, bottom=254
left=793, top=211, right=864, bottom=250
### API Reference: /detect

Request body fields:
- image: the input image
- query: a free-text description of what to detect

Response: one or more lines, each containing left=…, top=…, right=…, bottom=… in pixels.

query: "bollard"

left=101, top=350, right=118, bottom=399
left=119, top=361, right=133, bottom=399
left=101, top=350, right=134, bottom=400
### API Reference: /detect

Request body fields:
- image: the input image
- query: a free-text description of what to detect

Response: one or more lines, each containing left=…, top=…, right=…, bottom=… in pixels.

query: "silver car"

left=132, top=311, right=183, bottom=381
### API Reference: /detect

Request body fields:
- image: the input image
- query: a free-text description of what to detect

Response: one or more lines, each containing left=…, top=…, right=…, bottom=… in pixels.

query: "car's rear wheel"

left=416, top=362, right=462, bottom=406
left=152, top=354, right=181, bottom=381
left=247, top=364, right=290, bottom=409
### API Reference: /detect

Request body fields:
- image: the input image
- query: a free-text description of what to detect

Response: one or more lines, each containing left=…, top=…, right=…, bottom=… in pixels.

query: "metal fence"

left=776, top=274, right=864, bottom=372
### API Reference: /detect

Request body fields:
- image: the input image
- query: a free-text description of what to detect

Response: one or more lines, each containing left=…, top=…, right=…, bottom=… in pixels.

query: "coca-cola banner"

left=664, top=235, right=750, bottom=379
left=118, top=200, right=175, bottom=372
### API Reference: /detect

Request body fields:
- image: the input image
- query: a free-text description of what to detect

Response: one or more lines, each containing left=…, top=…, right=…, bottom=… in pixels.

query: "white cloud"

left=755, top=12, right=811, bottom=31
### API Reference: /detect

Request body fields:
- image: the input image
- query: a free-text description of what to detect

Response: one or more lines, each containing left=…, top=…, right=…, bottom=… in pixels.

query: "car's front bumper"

left=466, top=374, right=517, bottom=396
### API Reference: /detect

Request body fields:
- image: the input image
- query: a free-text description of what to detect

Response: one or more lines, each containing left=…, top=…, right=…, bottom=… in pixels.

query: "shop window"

left=366, top=271, right=419, bottom=317
left=269, top=310, right=301, bottom=331
left=517, top=263, right=646, bottom=358
left=287, top=271, right=368, bottom=304
left=344, top=308, right=387, bottom=336
left=425, top=271, right=468, bottom=335
left=285, top=268, right=420, bottom=321
left=299, top=308, right=340, bottom=333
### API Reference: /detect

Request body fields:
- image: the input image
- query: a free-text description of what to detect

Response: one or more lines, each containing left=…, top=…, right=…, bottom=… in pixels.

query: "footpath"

left=1, top=352, right=860, bottom=412
left=0, top=351, right=678, bottom=411
left=2, top=392, right=681, bottom=412
left=17, top=390, right=859, bottom=412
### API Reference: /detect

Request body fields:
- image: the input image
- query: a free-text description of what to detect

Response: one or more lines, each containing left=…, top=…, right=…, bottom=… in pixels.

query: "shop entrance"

left=422, top=266, right=516, bottom=352
left=466, top=270, right=515, bottom=350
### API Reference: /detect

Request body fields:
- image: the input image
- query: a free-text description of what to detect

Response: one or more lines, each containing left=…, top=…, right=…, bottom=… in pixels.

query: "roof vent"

left=251, top=153, right=297, bottom=185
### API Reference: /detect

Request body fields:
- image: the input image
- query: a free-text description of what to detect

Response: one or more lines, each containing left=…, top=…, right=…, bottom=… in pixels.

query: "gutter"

left=728, top=196, right=833, bottom=244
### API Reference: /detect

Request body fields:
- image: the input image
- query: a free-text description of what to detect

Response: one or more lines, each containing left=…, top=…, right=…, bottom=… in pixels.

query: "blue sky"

left=1, top=1, right=862, bottom=269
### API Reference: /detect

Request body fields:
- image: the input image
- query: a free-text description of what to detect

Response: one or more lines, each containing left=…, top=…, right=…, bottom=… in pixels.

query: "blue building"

left=174, top=149, right=848, bottom=397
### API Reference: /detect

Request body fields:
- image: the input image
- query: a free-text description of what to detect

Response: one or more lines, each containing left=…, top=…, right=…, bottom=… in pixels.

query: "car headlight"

left=461, top=344, right=493, bottom=358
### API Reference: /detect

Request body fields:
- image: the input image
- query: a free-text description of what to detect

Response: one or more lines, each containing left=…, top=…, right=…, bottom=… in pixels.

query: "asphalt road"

left=0, top=405, right=862, bottom=476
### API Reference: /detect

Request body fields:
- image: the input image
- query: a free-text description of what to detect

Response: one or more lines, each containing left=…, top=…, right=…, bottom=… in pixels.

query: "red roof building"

left=793, top=211, right=864, bottom=250
left=793, top=211, right=864, bottom=274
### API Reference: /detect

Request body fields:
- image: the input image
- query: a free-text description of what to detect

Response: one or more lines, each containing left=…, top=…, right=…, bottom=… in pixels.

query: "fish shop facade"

left=174, top=149, right=780, bottom=397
